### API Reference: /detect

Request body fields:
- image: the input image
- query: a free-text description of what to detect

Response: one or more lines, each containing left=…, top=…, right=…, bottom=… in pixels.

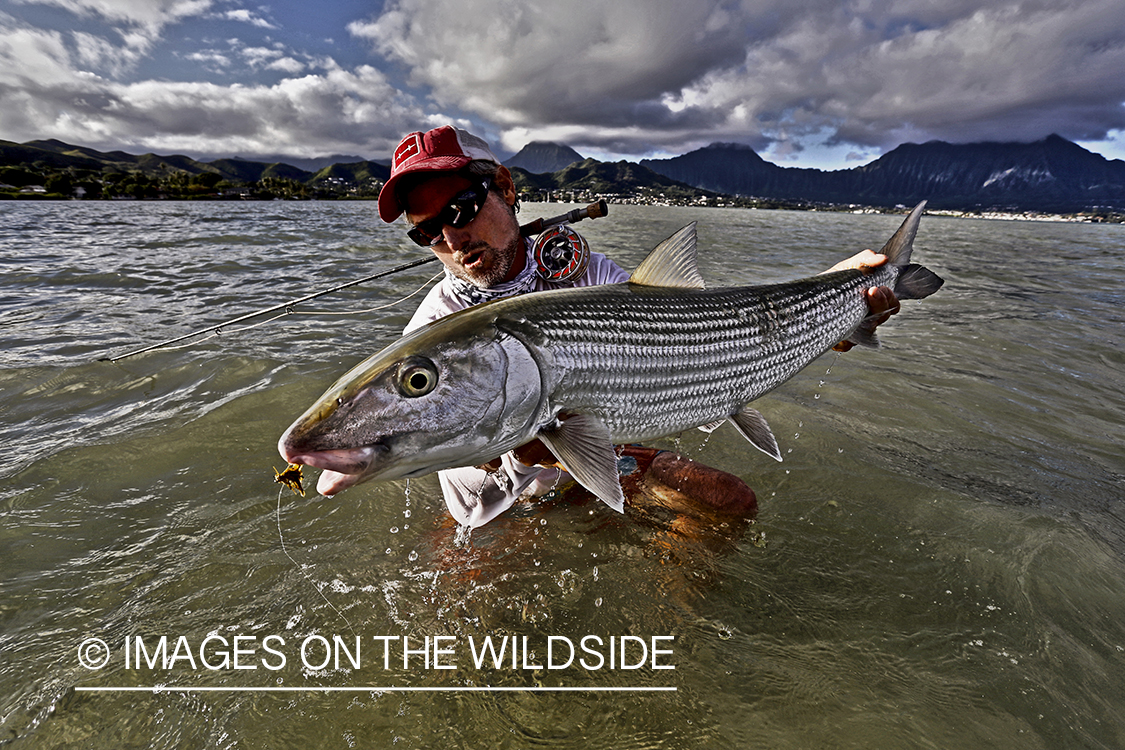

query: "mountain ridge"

left=2, top=135, right=1122, bottom=212
left=504, top=141, right=585, bottom=174
left=640, top=134, right=1125, bottom=212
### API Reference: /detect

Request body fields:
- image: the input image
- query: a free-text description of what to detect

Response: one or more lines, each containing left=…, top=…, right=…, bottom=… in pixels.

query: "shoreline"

left=3, top=191, right=1121, bottom=224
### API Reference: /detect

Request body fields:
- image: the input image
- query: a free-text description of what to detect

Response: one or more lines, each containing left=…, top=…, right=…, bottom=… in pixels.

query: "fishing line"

left=287, top=270, right=444, bottom=318
left=153, top=270, right=443, bottom=353
left=102, top=255, right=440, bottom=362
left=276, top=487, right=356, bottom=636
left=103, top=200, right=610, bottom=363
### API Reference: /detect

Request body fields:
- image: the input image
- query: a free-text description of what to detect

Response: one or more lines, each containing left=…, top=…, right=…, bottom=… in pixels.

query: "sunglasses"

left=406, top=178, right=492, bottom=247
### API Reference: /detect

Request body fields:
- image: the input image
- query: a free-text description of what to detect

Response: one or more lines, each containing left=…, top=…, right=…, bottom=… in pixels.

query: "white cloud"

left=5, top=0, right=1125, bottom=167
left=351, top=0, right=1125, bottom=158
left=231, top=44, right=307, bottom=74
left=13, top=0, right=214, bottom=33
left=238, top=44, right=282, bottom=66
left=0, top=22, right=82, bottom=88
left=0, top=20, right=431, bottom=159
left=71, top=30, right=147, bottom=74
left=266, top=56, right=305, bottom=74
left=183, top=49, right=231, bottom=69
left=219, top=8, right=275, bottom=29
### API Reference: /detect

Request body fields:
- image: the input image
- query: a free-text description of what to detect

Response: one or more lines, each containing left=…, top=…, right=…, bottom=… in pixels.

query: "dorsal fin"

left=629, top=223, right=706, bottom=289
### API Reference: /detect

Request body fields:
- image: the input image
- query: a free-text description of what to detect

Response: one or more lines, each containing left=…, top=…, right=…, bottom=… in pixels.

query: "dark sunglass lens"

left=446, top=183, right=488, bottom=229
left=407, top=222, right=440, bottom=247
left=406, top=179, right=490, bottom=246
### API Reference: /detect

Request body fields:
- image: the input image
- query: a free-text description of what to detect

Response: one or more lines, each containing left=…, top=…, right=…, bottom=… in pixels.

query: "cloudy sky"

left=1, top=0, right=1124, bottom=170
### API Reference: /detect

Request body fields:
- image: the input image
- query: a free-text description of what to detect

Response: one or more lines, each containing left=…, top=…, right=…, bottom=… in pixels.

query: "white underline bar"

left=76, top=686, right=676, bottom=693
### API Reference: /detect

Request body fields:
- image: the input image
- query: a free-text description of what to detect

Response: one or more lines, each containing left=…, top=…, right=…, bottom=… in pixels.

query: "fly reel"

left=532, top=224, right=590, bottom=283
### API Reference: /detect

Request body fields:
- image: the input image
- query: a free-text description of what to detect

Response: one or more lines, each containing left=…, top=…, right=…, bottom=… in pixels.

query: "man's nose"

left=443, top=224, right=473, bottom=253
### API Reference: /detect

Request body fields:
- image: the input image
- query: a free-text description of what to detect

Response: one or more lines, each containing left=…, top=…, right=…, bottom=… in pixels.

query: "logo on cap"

left=393, top=134, right=423, bottom=169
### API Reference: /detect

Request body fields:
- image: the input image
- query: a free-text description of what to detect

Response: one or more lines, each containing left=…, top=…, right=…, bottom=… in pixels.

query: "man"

left=379, top=125, right=899, bottom=527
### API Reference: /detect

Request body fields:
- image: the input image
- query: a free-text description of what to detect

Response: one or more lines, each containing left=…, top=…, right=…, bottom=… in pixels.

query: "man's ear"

left=494, top=165, right=517, bottom=207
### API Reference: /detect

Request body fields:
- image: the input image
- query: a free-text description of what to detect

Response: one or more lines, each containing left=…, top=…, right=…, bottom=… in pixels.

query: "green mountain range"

left=3, top=135, right=1123, bottom=214
left=0, top=138, right=390, bottom=199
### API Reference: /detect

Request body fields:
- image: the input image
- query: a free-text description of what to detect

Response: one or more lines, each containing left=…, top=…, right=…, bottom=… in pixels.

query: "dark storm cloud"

left=354, top=0, right=1125, bottom=159
left=2, top=0, right=1124, bottom=164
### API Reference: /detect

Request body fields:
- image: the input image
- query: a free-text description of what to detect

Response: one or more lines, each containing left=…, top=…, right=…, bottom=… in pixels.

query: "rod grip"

left=585, top=198, right=609, bottom=220
left=518, top=198, right=610, bottom=237
left=519, top=218, right=546, bottom=236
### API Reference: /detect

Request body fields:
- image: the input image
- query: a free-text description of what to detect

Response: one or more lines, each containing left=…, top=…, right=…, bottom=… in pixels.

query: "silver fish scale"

left=498, top=268, right=895, bottom=442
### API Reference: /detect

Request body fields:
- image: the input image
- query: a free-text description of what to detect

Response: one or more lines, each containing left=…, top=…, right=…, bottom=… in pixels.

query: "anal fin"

left=729, top=406, right=782, bottom=462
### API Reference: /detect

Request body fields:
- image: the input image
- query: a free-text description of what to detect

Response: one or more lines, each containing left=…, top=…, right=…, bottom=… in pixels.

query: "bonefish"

left=279, top=202, right=943, bottom=513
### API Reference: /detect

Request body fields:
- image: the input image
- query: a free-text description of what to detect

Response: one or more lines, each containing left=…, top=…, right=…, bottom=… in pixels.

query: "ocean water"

left=1, top=200, right=1123, bottom=748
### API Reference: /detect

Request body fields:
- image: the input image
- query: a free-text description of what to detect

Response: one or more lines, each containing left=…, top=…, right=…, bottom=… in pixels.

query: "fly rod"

left=101, top=199, right=610, bottom=363
left=519, top=198, right=608, bottom=237
left=100, top=256, right=439, bottom=362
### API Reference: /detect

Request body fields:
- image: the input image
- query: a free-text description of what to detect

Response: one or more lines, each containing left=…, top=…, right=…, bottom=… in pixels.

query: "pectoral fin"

left=536, top=414, right=626, bottom=513
left=729, top=407, right=782, bottom=462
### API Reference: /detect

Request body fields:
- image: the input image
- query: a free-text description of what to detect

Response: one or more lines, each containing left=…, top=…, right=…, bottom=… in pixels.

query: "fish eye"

left=395, top=356, right=439, bottom=398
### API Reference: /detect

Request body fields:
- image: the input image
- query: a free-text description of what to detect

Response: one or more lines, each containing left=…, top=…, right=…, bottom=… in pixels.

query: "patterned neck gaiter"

left=444, top=239, right=539, bottom=306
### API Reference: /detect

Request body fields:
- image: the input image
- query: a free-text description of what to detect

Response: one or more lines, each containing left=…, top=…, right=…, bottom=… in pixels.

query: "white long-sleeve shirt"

left=404, top=241, right=629, bottom=527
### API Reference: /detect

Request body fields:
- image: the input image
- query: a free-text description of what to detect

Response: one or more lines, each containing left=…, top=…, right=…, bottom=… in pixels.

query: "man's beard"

left=455, top=236, right=522, bottom=288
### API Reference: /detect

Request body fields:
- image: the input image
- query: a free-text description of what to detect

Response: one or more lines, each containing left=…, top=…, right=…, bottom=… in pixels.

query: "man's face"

left=404, top=171, right=522, bottom=288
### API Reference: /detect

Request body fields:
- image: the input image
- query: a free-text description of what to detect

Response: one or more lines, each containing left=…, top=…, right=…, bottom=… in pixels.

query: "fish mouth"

left=280, top=445, right=383, bottom=497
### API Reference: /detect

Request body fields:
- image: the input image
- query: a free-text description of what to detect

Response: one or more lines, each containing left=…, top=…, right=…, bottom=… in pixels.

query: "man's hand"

left=825, top=248, right=885, bottom=274
left=512, top=439, right=560, bottom=468
left=477, top=438, right=560, bottom=472
left=826, top=250, right=901, bottom=352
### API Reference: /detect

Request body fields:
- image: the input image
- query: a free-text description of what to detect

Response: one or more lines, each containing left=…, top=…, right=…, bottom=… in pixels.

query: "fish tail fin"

left=841, top=201, right=944, bottom=349
left=839, top=201, right=943, bottom=349
left=878, top=201, right=927, bottom=266
left=895, top=263, right=944, bottom=300
left=842, top=260, right=943, bottom=350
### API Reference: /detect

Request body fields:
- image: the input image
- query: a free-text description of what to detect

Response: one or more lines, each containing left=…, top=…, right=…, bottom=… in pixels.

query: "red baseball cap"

left=378, top=125, right=500, bottom=222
